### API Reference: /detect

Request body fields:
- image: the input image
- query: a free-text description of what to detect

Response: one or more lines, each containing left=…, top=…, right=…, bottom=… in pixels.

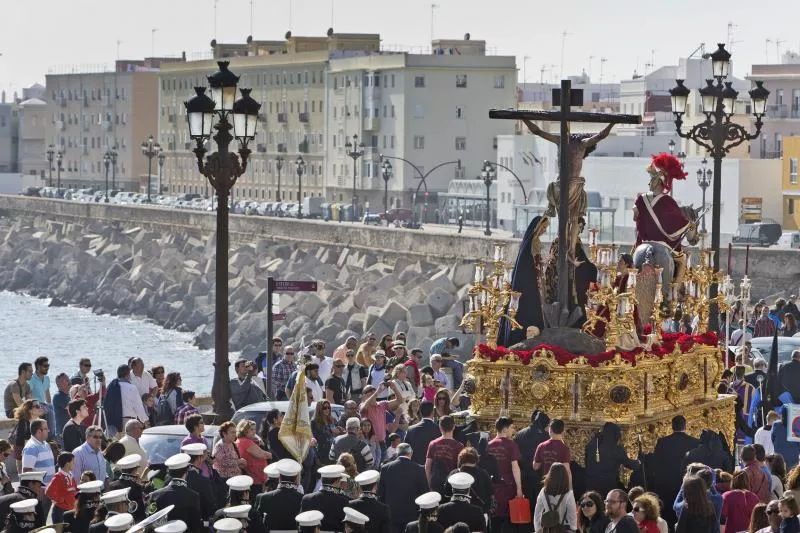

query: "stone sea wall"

left=0, top=213, right=478, bottom=357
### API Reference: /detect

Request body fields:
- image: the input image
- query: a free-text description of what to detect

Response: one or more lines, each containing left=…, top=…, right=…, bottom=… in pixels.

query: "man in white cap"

left=404, top=492, right=443, bottom=533
left=223, top=504, right=251, bottom=531
left=214, top=517, right=244, bottom=533
left=253, top=459, right=303, bottom=533
left=147, top=453, right=202, bottom=532
left=343, top=507, right=370, bottom=533
left=0, top=471, right=46, bottom=530
left=437, top=473, right=485, bottom=532
left=210, top=474, right=254, bottom=526
left=154, top=519, right=188, bottom=533
left=300, top=464, right=349, bottom=532
left=7, top=499, right=39, bottom=533
left=181, top=442, right=216, bottom=522
left=103, top=512, right=135, bottom=532
left=107, top=453, right=146, bottom=521
left=89, top=487, right=133, bottom=533
left=348, top=470, right=389, bottom=533
left=296, top=510, right=324, bottom=533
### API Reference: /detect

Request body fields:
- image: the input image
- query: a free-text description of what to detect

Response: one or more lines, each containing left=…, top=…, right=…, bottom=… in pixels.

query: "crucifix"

left=490, top=79, right=641, bottom=327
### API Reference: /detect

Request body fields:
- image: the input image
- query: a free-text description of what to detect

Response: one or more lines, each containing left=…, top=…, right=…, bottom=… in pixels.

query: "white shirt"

left=119, top=380, right=148, bottom=422
left=118, top=435, right=148, bottom=470
left=306, top=379, right=323, bottom=402
left=314, top=357, right=333, bottom=382
left=754, top=426, right=775, bottom=456
left=130, top=371, right=158, bottom=396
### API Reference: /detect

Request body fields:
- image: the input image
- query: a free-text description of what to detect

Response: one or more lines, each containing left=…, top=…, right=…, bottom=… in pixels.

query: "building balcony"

left=277, top=112, right=288, bottom=124
left=59, top=98, right=67, bottom=108
left=299, top=140, right=309, bottom=153
left=299, top=112, right=309, bottom=123
left=277, top=143, right=287, bottom=153
left=761, top=150, right=783, bottom=159
left=257, top=143, right=267, bottom=153
left=766, top=104, right=789, bottom=119
left=363, top=117, right=380, bottom=131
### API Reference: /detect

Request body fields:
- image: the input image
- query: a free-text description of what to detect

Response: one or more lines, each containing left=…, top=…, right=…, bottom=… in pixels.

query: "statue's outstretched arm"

left=583, top=123, right=615, bottom=149
left=523, top=119, right=560, bottom=145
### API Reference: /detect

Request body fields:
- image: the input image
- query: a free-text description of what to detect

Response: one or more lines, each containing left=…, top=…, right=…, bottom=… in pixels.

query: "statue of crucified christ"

left=522, top=119, right=614, bottom=263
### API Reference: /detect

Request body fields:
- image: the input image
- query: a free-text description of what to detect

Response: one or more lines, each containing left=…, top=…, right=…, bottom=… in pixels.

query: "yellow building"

left=782, top=136, right=800, bottom=230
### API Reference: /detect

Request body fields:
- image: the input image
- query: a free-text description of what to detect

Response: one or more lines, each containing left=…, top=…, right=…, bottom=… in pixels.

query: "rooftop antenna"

left=250, top=0, right=254, bottom=37
left=560, top=30, right=572, bottom=78
left=330, top=0, right=335, bottom=29
left=430, top=3, right=439, bottom=45
left=765, top=39, right=772, bottom=63
left=599, top=57, right=608, bottom=85
left=727, top=21, right=739, bottom=52
left=588, top=55, right=595, bottom=79
left=116, top=40, right=122, bottom=60
left=777, top=39, right=786, bottom=63
left=523, top=55, right=530, bottom=84
left=213, top=0, right=218, bottom=40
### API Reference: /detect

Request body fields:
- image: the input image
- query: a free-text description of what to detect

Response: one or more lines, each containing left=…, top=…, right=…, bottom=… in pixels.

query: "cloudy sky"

left=3, top=0, right=799, bottom=95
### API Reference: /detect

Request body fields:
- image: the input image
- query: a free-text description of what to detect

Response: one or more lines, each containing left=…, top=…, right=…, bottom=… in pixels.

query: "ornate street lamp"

left=480, top=160, right=497, bottom=236
left=669, top=43, right=769, bottom=330
left=46, top=145, right=55, bottom=187
left=696, top=157, right=712, bottom=233
left=295, top=155, right=306, bottom=218
left=184, top=61, right=261, bottom=419
left=141, top=135, right=162, bottom=202
left=103, top=152, right=111, bottom=203
left=275, top=152, right=284, bottom=201
left=157, top=151, right=166, bottom=195
left=56, top=150, right=63, bottom=190
left=344, top=134, right=365, bottom=220
left=381, top=159, right=393, bottom=215
left=108, top=146, right=118, bottom=191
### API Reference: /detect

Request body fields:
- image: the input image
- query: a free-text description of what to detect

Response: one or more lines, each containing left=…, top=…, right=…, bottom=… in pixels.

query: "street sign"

left=273, top=313, right=286, bottom=321
left=273, top=280, right=318, bottom=292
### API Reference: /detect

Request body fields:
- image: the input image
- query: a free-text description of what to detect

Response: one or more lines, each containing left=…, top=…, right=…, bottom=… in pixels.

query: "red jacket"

left=45, top=470, right=77, bottom=511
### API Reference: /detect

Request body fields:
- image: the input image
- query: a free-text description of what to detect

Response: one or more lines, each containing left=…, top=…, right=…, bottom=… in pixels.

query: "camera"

left=93, top=369, right=104, bottom=378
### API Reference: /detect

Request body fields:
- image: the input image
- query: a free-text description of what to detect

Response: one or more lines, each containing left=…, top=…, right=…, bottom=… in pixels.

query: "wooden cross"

left=490, top=79, right=642, bottom=326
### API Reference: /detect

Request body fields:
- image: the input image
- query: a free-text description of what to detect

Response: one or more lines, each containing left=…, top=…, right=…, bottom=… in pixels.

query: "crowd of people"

left=2, top=328, right=800, bottom=533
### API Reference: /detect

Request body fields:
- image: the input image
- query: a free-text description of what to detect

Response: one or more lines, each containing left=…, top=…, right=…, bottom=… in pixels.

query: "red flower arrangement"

left=476, top=330, right=718, bottom=368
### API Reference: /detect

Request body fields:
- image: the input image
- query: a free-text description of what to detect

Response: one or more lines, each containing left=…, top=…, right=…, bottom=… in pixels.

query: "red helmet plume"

left=647, top=152, right=687, bottom=192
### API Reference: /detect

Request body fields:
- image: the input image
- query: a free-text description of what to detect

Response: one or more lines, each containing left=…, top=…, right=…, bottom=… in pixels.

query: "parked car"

left=303, top=197, right=324, bottom=219
left=749, top=336, right=800, bottom=364
left=140, top=424, right=220, bottom=465
left=732, top=223, right=782, bottom=247
left=231, top=401, right=343, bottom=430
left=379, top=207, right=414, bottom=223
left=363, top=213, right=382, bottom=225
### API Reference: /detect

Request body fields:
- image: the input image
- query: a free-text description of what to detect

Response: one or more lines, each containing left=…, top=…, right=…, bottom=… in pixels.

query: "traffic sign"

left=273, top=280, right=318, bottom=292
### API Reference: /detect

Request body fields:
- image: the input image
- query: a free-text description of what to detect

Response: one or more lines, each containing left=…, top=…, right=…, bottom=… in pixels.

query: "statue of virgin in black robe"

left=497, top=216, right=546, bottom=347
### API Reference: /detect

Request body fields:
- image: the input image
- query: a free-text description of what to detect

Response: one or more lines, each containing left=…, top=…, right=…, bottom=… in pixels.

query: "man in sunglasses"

left=70, top=358, right=94, bottom=390
left=29, top=357, right=54, bottom=440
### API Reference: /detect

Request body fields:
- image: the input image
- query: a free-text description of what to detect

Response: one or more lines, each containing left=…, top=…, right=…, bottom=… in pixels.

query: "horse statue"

left=633, top=204, right=704, bottom=327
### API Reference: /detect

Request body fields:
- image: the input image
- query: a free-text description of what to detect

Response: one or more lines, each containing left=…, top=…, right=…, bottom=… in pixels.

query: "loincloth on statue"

left=544, top=176, right=587, bottom=218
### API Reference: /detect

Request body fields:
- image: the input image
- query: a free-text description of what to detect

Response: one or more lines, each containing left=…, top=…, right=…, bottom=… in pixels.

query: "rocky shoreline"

left=0, top=215, right=476, bottom=357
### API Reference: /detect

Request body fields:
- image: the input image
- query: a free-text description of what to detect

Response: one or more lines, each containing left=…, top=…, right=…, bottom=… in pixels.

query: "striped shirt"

left=429, top=337, right=447, bottom=356
left=21, top=436, right=55, bottom=482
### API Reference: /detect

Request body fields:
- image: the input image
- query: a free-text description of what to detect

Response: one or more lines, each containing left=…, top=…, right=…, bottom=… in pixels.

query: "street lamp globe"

left=710, top=43, right=732, bottom=79
left=699, top=80, right=719, bottom=115
left=749, top=81, right=770, bottom=117
left=232, top=88, right=261, bottom=142
left=295, top=155, right=305, bottom=174
left=668, top=139, right=675, bottom=155
left=185, top=87, right=216, bottom=140
left=669, top=80, right=690, bottom=116
left=381, top=159, right=392, bottom=180
left=207, top=61, right=240, bottom=113
left=721, top=82, right=739, bottom=117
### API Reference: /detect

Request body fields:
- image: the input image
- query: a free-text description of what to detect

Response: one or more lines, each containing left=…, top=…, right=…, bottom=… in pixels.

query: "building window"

left=494, top=76, right=505, bottom=89
left=456, top=75, right=467, bottom=88
left=391, top=74, right=395, bottom=87
left=790, top=198, right=795, bottom=215
left=456, top=106, right=465, bottom=119
left=414, top=105, right=424, bottom=119
left=413, top=135, right=425, bottom=150
left=791, top=158, right=799, bottom=184
left=414, top=76, right=425, bottom=88
left=455, top=137, right=466, bottom=150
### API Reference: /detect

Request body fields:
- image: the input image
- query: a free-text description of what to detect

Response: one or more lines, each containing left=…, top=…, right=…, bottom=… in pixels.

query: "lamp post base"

left=484, top=229, right=492, bottom=236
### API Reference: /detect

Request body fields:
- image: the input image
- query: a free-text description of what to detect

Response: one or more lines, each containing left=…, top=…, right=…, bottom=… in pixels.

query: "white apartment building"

left=157, top=33, right=517, bottom=208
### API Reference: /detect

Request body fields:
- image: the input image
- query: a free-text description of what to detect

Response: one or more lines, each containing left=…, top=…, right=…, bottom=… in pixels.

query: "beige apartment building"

left=44, top=60, right=166, bottom=191
left=748, top=61, right=800, bottom=159
left=158, top=32, right=517, bottom=208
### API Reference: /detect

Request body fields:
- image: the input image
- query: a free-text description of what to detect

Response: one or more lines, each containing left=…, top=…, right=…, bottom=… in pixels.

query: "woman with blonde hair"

left=632, top=493, right=661, bottom=533
left=337, top=453, right=362, bottom=499
left=235, top=419, right=271, bottom=490
left=11, top=399, right=44, bottom=471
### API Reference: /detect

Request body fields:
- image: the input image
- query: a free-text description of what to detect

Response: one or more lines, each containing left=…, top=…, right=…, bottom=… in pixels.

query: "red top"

left=236, top=437, right=267, bottom=485
left=721, top=489, right=760, bottom=533
left=638, top=519, right=660, bottom=533
left=634, top=193, right=690, bottom=251
left=45, top=470, right=78, bottom=511
left=426, top=437, right=464, bottom=475
left=533, top=439, right=571, bottom=475
left=487, top=437, right=521, bottom=517
left=403, top=359, right=420, bottom=388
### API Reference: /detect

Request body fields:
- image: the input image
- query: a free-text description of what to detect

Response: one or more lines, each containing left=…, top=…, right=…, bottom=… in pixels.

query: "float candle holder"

left=474, top=262, right=485, bottom=283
